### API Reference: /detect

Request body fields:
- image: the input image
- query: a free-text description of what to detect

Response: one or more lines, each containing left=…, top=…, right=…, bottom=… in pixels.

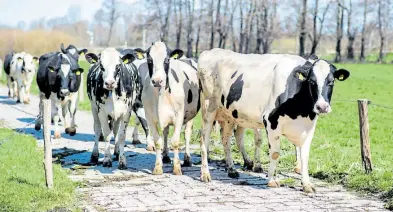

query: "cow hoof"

left=67, top=127, right=76, bottom=136
left=103, top=158, right=112, bottom=167
left=201, top=172, right=212, bottom=182
left=252, top=164, right=263, bottom=173
left=90, top=154, right=99, bottom=165
left=162, top=155, right=171, bottom=164
left=16, top=99, right=21, bottom=104
left=182, top=154, right=192, bottom=167
left=228, top=168, right=239, bottom=178
left=34, top=124, right=41, bottom=131
left=99, top=134, right=104, bottom=142
left=303, top=184, right=316, bottom=193
left=173, top=163, right=182, bottom=175
left=146, top=145, right=155, bottom=151
left=23, top=100, right=29, bottom=104
left=118, top=156, right=127, bottom=170
left=113, top=152, right=119, bottom=161
left=267, top=180, right=280, bottom=188
left=243, top=160, right=254, bottom=170
left=294, top=167, right=302, bottom=174
left=65, top=128, right=70, bottom=134
left=54, top=132, right=61, bottom=139
left=132, top=140, right=142, bottom=145
left=153, top=165, right=163, bottom=175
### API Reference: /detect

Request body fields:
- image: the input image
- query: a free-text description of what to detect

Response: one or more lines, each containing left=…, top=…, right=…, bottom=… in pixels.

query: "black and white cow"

left=85, top=47, right=148, bottom=169
left=139, top=41, right=200, bottom=176
left=3, top=52, right=38, bottom=103
left=34, top=44, right=87, bottom=139
left=197, top=49, right=350, bottom=193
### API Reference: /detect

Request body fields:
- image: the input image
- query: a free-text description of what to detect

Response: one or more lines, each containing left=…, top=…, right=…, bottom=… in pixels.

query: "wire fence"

left=335, top=99, right=393, bottom=111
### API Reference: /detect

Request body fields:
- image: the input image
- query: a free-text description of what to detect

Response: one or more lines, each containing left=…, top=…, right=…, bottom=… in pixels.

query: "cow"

left=85, top=47, right=149, bottom=169
left=34, top=44, right=87, bottom=139
left=139, top=41, right=200, bottom=175
left=4, top=52, right=38, bottom=103
left=197, top=48, right=350, bottom=193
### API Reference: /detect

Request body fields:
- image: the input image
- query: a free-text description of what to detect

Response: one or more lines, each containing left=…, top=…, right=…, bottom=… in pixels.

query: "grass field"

left=1, top=59, right=393, bottom=207
left=0, top=128, right=78, bottom=211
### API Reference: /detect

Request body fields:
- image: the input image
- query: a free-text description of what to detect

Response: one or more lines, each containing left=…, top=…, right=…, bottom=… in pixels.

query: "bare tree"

left=103, top=0, right=120, bottom=46
left=185, top=0, right=195, bottom=57
left=239, top=0, right=256, bottom=53
left=334, top=1, right=345, bottom=63
left=299, top=0, right=307, bottom=56
left=309, top=0, right=330, bottom=55
left=255, top=0, right=278, bottom=54
left=377, top=0, right=390, bottom=63
left=359, top=0, right=368, bottom=62
left=217, top=0, right=239, bottom=49
left=346, top=0, right=357, bottom=61
left=174, top=0, right=183, bottom=49
left=153, top=0, right=173, bottom=43
left=195, top=0, right=204, bottom=56
left=209, top=0, right=216, bottom=49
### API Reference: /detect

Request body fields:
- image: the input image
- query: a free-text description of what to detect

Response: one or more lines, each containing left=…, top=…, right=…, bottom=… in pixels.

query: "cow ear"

left=60, top=43, right=67, bottom=54
left=79, top=49, right=88, bottom=56
left=74, top=68, right=84, bottom=76
left=85, top=53, right=98, bottom=64
left=334, top=69, right=350, bottom=81
left=17, top=57, right=23, bottom=62
left=33, top=57, right=39, bottom=64
left=170, top=49, right=184, bottom=59
left=134, top=48, right=145, bottom=60
left=122, top=54, right=135, bottom=64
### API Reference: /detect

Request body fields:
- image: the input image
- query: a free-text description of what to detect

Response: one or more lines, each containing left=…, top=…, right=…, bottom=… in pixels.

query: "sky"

left=0, top=0, right=138, bottom=27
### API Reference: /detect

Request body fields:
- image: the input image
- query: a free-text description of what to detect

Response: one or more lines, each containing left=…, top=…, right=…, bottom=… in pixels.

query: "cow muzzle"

left=104, top=80, right=116, bottom=90
left=151, top=78, right=164, bottom=88
left=60, top=89, right=70, bottom=96
left=314, top=101, right=331, bottom=114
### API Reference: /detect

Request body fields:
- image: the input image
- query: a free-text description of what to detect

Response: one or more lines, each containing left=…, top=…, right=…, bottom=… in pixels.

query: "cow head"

left=48, top=44, right=87, bottom=98
left=145, top=41, right=184, bottom=89
left=22, top=53, right=38, bottom=74
left=85, top=48, right=136, bottom=90
left=295, top=56, right=350, bottom=114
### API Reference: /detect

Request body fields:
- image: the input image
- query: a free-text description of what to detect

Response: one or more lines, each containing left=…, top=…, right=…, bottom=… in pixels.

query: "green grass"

left=0, top=128, right=77, bottom=211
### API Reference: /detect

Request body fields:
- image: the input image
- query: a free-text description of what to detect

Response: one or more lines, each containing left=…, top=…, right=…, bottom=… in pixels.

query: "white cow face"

left=146, top=41, right=183, bottom=89
left=22, top=54, right=38, bottom=74
left=85, top=48, right=135, bottom=90
left=302, top=59, right=350, bottom=114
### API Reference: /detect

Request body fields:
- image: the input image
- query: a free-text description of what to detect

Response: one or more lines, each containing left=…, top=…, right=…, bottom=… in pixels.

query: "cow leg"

left=152, top=122, right=164, bottom=175
left=253, top=128, right=263, bottom=173
left=90, top=107, right=101, bottom=165
left=162, top=126, right=171, bottom=164
left=66, top=95, right=78, bottom=136
left=266, top=129, right=281, bottom=188
left=113, top=118, right=122, bottom=161
left=171, top=112, right=185, bottom=176
left=132, top=117, right=141, bottom=144
left=25, top=83, right=31, bottom=104
left=117, top=114, right=130, bottom=170
left=234, top=126, right=253, bottom=170
left=53, top=103, right=62, bottom=139
left=200, top=100, right=216, bottom=182
left=99, top=115, right=113, bottom=168
left=34, top=94, right=44, bottom=131
left=182, top=119, right=193, bottom=167
left=221, top=121, right=238, bottom=178
left=16, top=80, right=25, bottom=104
left=6, top=76, right=12, bottom=98
left=294, top=146, right=301, bottom=174
left=300, top=124, right=317, bottom=193
left=62, top=104, right=70, bottom=133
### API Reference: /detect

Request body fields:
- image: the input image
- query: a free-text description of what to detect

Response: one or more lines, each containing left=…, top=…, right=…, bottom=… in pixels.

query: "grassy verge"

left=0, top=128, right=78, bottom=211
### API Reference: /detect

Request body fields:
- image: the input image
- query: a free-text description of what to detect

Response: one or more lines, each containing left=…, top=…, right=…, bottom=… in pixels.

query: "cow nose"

left=151, top=78, right=163, bottom=87
left=316, top=103, right=330, bottom=113
left=105, top=80, right=115, bottom=89
left=60, top=89, right=70, bottom=96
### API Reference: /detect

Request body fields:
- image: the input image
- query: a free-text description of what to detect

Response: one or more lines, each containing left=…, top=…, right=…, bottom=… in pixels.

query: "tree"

left=346, top=0, right=357, bottom=61
left=334, top=1, right=345, bottom=63
left=209, top=0, right=216, bottom=49
left=217, top=0, right=239, bottom=49
left=152, top=0, right=173, bottom=43
left=309, top=0, right=330, bottom=55
left=194, top=0, right=204, bottom=57
left=299, top=0, right=307, bottom=56
left=377, top=0, right=390, bottom=63
left=185, top=0, right=195, bottom=57
left=255, top=0, right=278, bottom=54
left=103, top=0, right=121, bottom=46
left=174, top=0, right=183, bottom=49
left=359, top=0, right=368, bottom=62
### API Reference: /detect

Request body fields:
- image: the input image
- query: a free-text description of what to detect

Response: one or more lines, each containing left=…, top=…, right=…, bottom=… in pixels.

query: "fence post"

left=43, top=99, right=53, bottom=188
left=357, top=99, right=372, bottom=174
left=79, top=74, right=84, bottom=102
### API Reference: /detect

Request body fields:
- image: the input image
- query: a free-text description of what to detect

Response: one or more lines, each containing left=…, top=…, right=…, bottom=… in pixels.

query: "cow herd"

left=3, top=41, right=350, bottom=193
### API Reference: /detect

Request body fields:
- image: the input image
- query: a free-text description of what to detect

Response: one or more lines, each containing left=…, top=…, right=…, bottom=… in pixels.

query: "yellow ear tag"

left=339, top=74, right=344, bottom=80
left=18, top=58, right=22, bottom=62
left=137, top=52, right=144, bottom=59
left=171, top=53, right=178, bottom=59
left=76, top=71, right=81, bottom=76
left=123, top=59, right=129, bottom=64
left=297, top=73, right=305, bottom=81
left=49, top=68, right=54, bottom=72
left=92, top=59, right=97, bottom=63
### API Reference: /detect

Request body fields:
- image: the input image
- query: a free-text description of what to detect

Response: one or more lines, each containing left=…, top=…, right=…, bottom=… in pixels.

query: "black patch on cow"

left=232, top=110, right=238, bottom=119
left=183, top=71, right=189, bottom=80
left=226, top=74, right=244, bottom=109
left=187, top=89, right=193, bottom=104
left=267, top=62, right=325, bottom=130
left=196, top=89, right=201, bottom=113
left=231, top=70, right=238, bottom=79
left=221, top=94, right=225, bottom=105
left=171, top=69, right=179, bottom=83
left=4, top=53, right=13, bottom=75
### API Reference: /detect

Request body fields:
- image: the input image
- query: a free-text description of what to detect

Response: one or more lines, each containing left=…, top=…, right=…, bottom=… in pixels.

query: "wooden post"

left=43, top=99, right=53, bottom=188
left=357, top=99, right=372, bottom=174
left=79, top=74, right=84, bottom=102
